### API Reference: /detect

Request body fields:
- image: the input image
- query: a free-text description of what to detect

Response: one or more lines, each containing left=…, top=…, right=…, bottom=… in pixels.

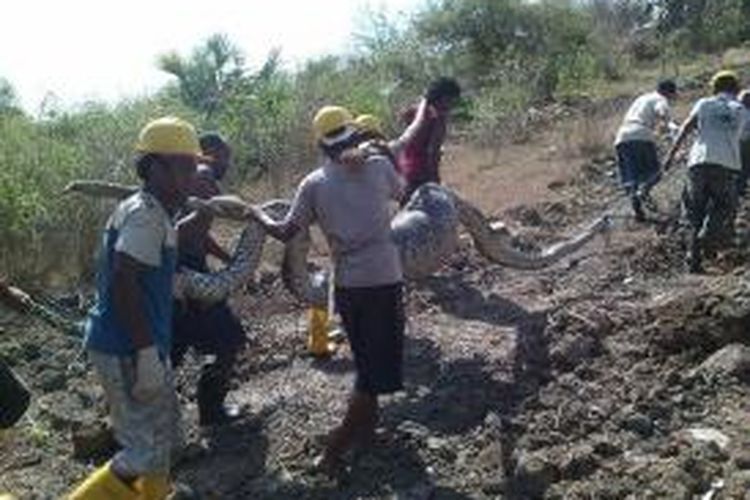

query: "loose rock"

left=695, top=344, right=750, bottom=382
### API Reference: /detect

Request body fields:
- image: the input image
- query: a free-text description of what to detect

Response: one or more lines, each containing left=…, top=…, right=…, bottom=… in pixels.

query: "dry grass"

left=443, top=101, right=625, bottom=218
left=590, top=46, right=750, bottom=101
left=555, top=111, right=620, bottom=161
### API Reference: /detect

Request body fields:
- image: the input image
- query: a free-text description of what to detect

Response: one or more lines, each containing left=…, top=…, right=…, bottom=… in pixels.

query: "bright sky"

left=0, top=0, right=424, bottom=113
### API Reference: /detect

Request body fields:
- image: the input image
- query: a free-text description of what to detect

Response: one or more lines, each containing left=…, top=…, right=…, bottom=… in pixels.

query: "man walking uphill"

left=398, top=77, right=461, bottom=202
left=247, top=105, right=406, bottom=475
left=614, top=80, right=679, bottom=221
left=173, top=132, right=245, bottom=427
left=68, top=117, right=201, bottom=500
left=664, top=71, right=746, bottom=273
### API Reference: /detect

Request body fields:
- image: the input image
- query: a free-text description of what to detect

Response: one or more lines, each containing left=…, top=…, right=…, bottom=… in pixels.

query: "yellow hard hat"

left=354, top=114, right=384, bottom=135
left=710, top=70, right=739, bottom=91
left=313, top=106, right=355, bottom=145
left=135, top=116, right=207, bottom=159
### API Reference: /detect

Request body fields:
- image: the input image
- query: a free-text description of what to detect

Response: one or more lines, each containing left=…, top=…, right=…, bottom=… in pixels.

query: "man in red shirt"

left=398, top=77, right=461, bottom=203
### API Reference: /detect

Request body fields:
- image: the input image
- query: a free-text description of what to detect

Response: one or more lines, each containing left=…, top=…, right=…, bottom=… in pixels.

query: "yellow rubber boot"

left=307, top=306, right=333, bottom=357
left=68, top=462, right=139, bottom=500
left=134, top=475, right=171, bottom=500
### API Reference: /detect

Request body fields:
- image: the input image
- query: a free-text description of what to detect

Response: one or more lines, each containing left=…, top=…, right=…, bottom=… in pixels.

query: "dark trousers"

left=683, top=163, right=739, bottom=266
left=171, top=251, right=245, bottom=421
left=616, top=140, right=661, bottom=219
left=0, top=359, right=30, bottom=428
left=615, top=140, right=661, bottom=194
left=335, top=283, right=405, bottom=395
left=171, top=300, right=244, bottom=417
left=737, top=139, right=750, bottom=195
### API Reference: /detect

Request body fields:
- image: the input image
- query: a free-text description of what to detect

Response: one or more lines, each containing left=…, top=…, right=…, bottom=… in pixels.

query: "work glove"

left=131, top=346, right=166, bottom=404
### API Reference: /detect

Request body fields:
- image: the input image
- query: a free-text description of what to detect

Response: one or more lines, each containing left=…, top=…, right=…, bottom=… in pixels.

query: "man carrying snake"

left=246, top=105, right=406, bottom=475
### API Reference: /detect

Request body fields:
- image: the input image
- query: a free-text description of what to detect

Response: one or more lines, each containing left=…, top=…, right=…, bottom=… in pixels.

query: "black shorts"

left=335, top=283, right=405, bottom=395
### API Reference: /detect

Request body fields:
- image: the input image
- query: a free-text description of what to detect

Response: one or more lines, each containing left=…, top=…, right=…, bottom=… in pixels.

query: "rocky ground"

left=2, top=107, right=750, bottom=499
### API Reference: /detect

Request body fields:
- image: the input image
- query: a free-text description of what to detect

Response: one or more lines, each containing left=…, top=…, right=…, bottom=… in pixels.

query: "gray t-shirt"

left=687, top=93, right=746, bottom=171
left=286, top=156, right=404, bottom=288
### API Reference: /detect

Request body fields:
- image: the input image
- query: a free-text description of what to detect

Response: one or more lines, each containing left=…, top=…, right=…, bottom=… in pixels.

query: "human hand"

left=0, top=280, right=32, bottom=313
left=243, top=203, right=265, bottom=222
left=339, top=147, right=367, bottom=168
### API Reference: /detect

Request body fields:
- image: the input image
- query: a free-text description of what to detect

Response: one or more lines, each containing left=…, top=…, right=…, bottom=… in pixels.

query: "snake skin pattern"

left=65, top=180, right=608, bottom=307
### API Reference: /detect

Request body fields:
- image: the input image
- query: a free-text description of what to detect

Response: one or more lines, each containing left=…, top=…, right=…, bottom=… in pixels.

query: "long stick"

left=0, top=281, right=81, bottom=336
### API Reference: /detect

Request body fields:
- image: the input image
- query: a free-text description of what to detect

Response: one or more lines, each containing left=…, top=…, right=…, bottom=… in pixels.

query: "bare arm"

left=390, top=98, right=431, bottom=154
left=655, top=100, right=678, bottom=137
left=206, top=235, right=231, bottom=263
left=175, top=199, right=229, bottom=263
left=112, top=252, right=153, bottom=350
left=425, top=117, right=447, bottom=183
left=664, top=114, right=698, bottom=170
left=247, top=177, right=315, bottom=242
left=176, top=208, right=212, bottom=250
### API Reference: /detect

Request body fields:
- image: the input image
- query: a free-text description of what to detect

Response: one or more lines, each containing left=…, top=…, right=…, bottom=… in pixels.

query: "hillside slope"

left=1, top=88, right=749, bottom=499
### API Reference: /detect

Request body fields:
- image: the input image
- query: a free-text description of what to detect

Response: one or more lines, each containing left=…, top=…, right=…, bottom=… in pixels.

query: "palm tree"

left=157, top=34, right=245, bottom=120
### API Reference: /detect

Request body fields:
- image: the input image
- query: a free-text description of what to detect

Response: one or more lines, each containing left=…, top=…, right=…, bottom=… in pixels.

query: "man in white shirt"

left=615, top=80, right=678, bottom=221
left=664, top=71, right=746, bottom=272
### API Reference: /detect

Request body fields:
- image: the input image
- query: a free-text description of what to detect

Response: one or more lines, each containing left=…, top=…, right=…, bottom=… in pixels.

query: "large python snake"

left=64, top=179, right=609, bottom=307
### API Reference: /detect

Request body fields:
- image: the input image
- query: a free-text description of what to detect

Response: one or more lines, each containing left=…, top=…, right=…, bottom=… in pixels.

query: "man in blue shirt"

left=69, top=117, right=203, bottom=499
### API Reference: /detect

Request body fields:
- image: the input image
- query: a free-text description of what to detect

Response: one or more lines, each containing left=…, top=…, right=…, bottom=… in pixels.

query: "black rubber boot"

left=197, top=360, right=240, bottom=427
left=0, top=359, right=30, bottom=429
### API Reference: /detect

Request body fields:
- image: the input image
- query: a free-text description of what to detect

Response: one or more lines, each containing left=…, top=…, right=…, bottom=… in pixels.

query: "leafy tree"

left=415, top=0, right=598, bottom=100
left=586, top=0, right=654, bottom=36
left=654, top=0, right=750, bottom=52
left=0, top=78, right=22, bottom=116
left=157, top=34, right=245, bottom=120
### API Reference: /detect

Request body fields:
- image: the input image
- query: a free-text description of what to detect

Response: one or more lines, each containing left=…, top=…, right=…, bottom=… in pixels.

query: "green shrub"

left=0, top=96, right=196, bottom=283
left=5, top=0, right=748, bottom=285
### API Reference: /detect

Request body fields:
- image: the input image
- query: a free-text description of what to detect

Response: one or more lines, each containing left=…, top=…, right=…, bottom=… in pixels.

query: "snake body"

left=449, top=192, right=609, bottom=270
left=393, top=183, right=460, bottom=279
left=173, top=219, right=266, bottom=303
left=264, top=182, right=462, bottom=306
left=64, top=182, right=266, bottom=305
left=65, top=179, right=608, bottom=306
